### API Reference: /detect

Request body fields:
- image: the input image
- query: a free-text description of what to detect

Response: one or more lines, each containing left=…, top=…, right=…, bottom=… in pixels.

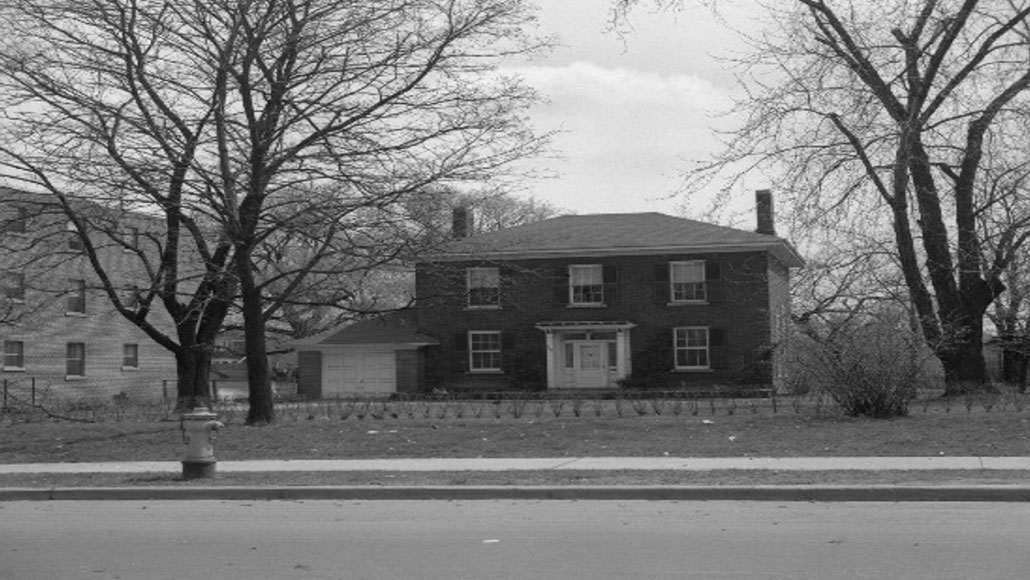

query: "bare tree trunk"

left=238, top=254, right=274, bottom=424
left=175, top=344, right=214, bottom=410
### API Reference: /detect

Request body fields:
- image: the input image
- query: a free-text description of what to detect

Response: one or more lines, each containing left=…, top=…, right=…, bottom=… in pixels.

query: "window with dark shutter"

left=452, top=333, right=469, bottom=373
left=705, top=262, right=724, bottom=303
left=653, top=263, right=670, bottom=304
left=602, top=265, right=619, bottom=306
left=709, top=328, right=728, bottom=369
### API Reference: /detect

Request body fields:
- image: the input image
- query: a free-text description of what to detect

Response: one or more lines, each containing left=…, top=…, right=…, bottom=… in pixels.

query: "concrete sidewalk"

left=3, top=455, right=1030, bottom=474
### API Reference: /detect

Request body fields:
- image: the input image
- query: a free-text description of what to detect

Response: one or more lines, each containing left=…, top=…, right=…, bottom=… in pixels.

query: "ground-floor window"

left=674, top=327, right=709, bottom=369
left=469, top=331, right=502, bottom=372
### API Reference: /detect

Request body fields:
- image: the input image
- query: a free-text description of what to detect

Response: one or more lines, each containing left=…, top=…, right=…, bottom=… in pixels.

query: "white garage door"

left=323, top=351, right=396, bottom=396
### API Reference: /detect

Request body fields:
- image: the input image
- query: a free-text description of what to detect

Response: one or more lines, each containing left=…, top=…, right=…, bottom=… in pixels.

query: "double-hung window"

left=467, top=267, right=500, bottom=308
left=3, top=272, right=25, bottom=302
left=674, top=327, right=709, bottom=369
left=670, top=261, right=706, bottom=302
left=67, top=279, right=86, bottom=314
left=122, top=343, right=139, bottom=369
left=66, top=221, right=85, bottom=251
left=6, top=209, right=27, bottom=235
left=66, top=342, right=86, bottom=378
left=3, top=341, right=24, bottom=371
left=468, top=331, right=502, bottom=372
left=569, top=264, right=604, bottom=306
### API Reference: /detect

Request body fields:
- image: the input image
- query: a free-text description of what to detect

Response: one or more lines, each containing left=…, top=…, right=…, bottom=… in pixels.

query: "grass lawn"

left=3, top=403, right=1028, bottom=488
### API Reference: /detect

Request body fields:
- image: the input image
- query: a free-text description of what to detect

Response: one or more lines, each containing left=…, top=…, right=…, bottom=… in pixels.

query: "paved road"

left=4, top=500, right=1029, bottom=579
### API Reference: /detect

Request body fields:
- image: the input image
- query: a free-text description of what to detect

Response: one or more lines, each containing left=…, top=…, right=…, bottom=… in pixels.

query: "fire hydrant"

left=180, top=408, right=224, bottom=480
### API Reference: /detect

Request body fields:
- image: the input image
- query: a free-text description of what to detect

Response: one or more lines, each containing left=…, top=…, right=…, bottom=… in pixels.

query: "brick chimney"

left=452, top=206, right=473, bottom=239
left=755, top=189, right=775, bottom=236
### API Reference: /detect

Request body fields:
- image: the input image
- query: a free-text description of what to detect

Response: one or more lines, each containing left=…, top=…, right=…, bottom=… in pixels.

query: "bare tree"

left=618, top=0, right=1030, bottom=393
left=0, top=0, right=547, bottom=422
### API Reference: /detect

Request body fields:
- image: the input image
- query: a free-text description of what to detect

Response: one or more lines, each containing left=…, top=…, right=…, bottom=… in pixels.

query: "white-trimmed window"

left=66, top=342, right=86, bottom=378
left=122, top=343, right=139, bottom=369
left=469, top=331, right=502, bottom=372
left=670, top=261, right=706, bottom=302
left=6, top=209, right=27, bottom=235
left=569, top=264, right=604, bottom=305
left=467, top=267, right=500, bottom=308
left=3, top=341, right=25, bottom=371
left=674, top=327, right=709, bottom=369
left=3, top=272, right=25, bottom=302
left=66, top=221, right=85, bottom=251
left=67, top=279, right=86, bottom=314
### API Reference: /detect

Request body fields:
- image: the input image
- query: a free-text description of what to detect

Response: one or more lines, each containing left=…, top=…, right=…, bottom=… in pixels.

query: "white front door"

left=323, top=351, right=396, bottom=395
left=572, top=342, right=608, bottom=388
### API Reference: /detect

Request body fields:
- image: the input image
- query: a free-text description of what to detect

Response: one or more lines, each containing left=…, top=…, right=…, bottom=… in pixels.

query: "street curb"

left=2, top=485, right=1029, bottom=502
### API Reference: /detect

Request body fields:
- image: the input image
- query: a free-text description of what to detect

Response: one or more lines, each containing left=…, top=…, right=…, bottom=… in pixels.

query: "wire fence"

left=3, top=379, right=1027, bottom=425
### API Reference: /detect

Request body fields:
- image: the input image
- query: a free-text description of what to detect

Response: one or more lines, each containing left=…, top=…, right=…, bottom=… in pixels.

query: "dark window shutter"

left=553, top=266, right=569, bottom=306
left=705, top=262, right=724, bottom=303
left=501, top=332, right=516, bottom=373
left=452, top=333, right=468, bottom=373
left=603, top=265, right=619, bottom=306
left=653, top=263, right=670, bottom=304
left=709, top=328, right=728, bottom=369
left=499, top=265, right=513, bottom=308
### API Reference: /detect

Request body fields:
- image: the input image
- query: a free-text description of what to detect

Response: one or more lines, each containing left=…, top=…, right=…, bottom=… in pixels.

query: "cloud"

left=506, top=61, right=730, bottom=111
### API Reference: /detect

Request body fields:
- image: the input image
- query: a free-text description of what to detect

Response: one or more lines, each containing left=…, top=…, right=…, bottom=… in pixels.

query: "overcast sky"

left=507, top=1, right=767, bottom=224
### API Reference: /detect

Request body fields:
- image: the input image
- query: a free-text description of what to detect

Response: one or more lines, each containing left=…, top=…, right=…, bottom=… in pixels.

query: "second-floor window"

left=67, top=279, right=86, bottom=314
left=66, top=221, right=85, bottom=251
left=670, top=261, right=706, bottom=302
left=3, top=272, right=25, bottom=302
left=66, top=342, right=86, bottom=378
left=123, top=343, right=139, bottom=369
left=467, top=267, right=500, bottom=308
left=5, top=208, right=27, bottom=235
left=3, top=340, right=24, bottom=370
left=569, top=264, right=604, bottom=305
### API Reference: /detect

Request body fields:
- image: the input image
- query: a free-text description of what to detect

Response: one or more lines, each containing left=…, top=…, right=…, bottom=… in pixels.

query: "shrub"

left=788, top=314, right=935, bottom=418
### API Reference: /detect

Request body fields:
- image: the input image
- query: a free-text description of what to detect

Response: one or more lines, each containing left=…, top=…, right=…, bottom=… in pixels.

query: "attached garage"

left=294, top=311, right=437, bottom=398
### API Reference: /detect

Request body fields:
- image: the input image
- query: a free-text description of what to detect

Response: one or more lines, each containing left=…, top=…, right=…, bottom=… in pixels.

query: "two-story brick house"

left=1, top=189, right=178, bottom=401
left=296, top=191, right=803, bottom=396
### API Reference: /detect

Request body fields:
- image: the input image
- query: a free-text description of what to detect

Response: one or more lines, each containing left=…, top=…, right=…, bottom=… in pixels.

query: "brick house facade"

left=416, top=202, right=802, bottom=393
left=1, top=189, right=178, bottom=401
left=294, top=192, right=802, bottom=397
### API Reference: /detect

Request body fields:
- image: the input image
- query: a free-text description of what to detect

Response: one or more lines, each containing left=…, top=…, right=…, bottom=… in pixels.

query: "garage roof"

left=293, top=310, right=438, bottom=347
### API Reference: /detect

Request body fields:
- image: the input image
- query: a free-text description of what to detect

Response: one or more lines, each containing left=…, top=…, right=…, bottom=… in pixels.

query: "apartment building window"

left=122, top=343, right=139, bottom=369
left=3, top=341, right=24, bottom=371
left=6, top=209, right=28, bottom=235
left=125, top=285, right=141, bottom=310
left=66, top=342, right=86, bottom=378
left=674, top=327, right=709, bottom=369
left=467, top=267, right=500, bottom=308
left=67, top=279, right=86, bottom=314
left=670, top=261, right=706, bottom=302
left=569, top=264, right=604, bottom=305
left=468, top=331, right=502, bottom=372
left=3, top=272, right=25, bottom=302
left=66, top=221, right=85, bottom=251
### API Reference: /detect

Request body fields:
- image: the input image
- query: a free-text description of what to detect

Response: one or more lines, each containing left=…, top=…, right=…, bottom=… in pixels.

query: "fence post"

left=3, top=378, right=7, bottom=410
left=162, top=380, right=168, bottom=408
left=31, top=377, right=36, bottom=407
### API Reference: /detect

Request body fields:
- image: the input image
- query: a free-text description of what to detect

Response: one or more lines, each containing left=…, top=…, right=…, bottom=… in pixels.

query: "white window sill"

left=667, top=301, right=709, bottom=306
left=65, top=312, right=87, bottom=317
left=567, top=303, right=606, bottom=309
left=672, top=368, right=714, bottom=373
left=466, top=305, right=502, bottom=311
left=121, top=366, right=139, bottom=372
left=65, top=375, right=87, bottom=381
left=467, top=370, right=504, bottom=375
left=2, top=366, right=25, bottom=372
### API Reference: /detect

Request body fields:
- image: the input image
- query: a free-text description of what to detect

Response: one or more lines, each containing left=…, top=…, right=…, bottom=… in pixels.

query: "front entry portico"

left=536, top=321, right=634, bottom=389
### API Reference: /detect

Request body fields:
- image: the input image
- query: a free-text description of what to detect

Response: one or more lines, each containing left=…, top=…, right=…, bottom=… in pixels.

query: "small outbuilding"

left=294, top=311, right=438, bottom=397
